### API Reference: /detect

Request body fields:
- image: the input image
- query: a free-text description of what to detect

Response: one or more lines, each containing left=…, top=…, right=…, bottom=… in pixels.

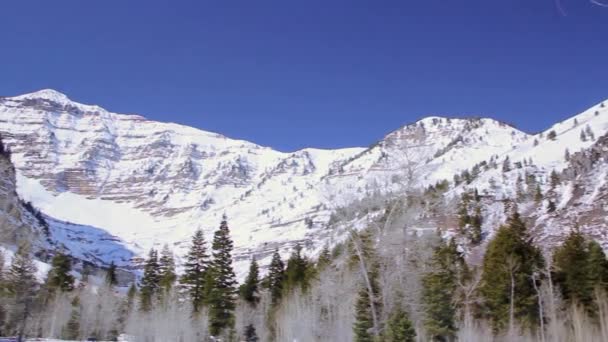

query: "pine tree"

left=285, top=243, right=312, bottom=291
left=457, top=193, right=471, bottom=232
left=587, top=240, right=608, bottom=290
left=554, top=232, right=608, bottom=314
left=585, top=125, right=595, bottom=140
left=353, top=286, right=375, bottom=342
left=240, top=257, right=260, bottom=305
left=316, top=244, right=332, bottom=270
left=62, top=296, right=80, bottom=340
left=547, top=201, right=556, bottom=213
left=4, top=244, right=38, bottom=340
left=502, top=156, right=511, bottom=173
left=140, top=248, right=161, bottom=312
left=422, top=238, right=464, bottom=340
left=268, top=249, right=285, bottom=306
left=47, top=253, right=75, bottom=292
left=243, top=324, right=259, bottom=342
left=479, top=212, right=544, bottom=332
left=106, top=261, right=118, bottom=286
left=159, top=244, right=177, bottom=294
left=180, top=228, right=210, bottom=313
left=207, top=216, right=238, bottom=336
left=547, top=130, right=557, bottom=140
left=580, top=129, right=587, bottom=142
left=534, top=185, right=543, bottom=203
left=385, top=306, right=416, bottom=342
left=469, top=206, right=483, bottom=245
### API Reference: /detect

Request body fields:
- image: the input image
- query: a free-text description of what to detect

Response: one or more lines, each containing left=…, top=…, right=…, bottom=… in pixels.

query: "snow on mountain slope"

left=1, top=89, right=606, bottom=277
left=445, top=100, right=608, bottom=258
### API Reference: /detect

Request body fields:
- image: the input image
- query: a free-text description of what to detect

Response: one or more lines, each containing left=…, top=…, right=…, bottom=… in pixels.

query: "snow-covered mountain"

left=0, top=89, right=606, bottom=277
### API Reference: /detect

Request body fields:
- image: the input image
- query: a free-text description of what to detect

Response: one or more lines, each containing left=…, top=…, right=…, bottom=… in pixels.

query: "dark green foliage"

left=140, top=249, right=160, bottom=312
left=586, top=241, right=608, bottom=289
left=159, top=244, right=177, bottom=294
left=353, top=287, right=375, bottom=342
left=268, top=249, right=285, bottom=306
left=207, top=216, right=238, bottom=336
left=285, top=243, right=313, bottom=292
left=385, top=306, right=416, bottom=342
left=240, top=257, right=260, bottom=306
left=553, top=229, right=591, bottom=307
left=422, top=238, right=464, bottom=340
left=180, top=229, right=210, bottom=313
left=244, top=324, right=259, bottom=342
left=47, top=253, right=75, bottom=292
left=106, top=261, right=118, bottom=286
left=553, top=231, right=608, bottom=314
left=547, top=130, right=557, bottom=140
left=470, top=206, right=483, bottom=245
left=479, top=212, right=544, bottom=332
left=316, top=244, right=332, bottom=270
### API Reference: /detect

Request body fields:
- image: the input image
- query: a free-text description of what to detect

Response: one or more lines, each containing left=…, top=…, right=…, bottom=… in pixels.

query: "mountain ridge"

left=1, top=89, right=607, bottom=279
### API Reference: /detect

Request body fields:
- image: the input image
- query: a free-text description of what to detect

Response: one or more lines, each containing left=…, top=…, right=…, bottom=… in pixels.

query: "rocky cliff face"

left=1, top=89, right=606, bottom=276
left=0, top=141, right=46, bottom=247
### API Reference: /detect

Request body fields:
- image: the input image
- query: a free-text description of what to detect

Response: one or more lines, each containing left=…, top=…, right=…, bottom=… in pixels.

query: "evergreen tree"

left=457, top=193, right=471, bottom=232
left=62, top=296, right=80, bottom=340
left=285, top=243, right=312, bottom=291
left=422, top=238, right=464, bottom=340
left=479, top=212, right=544, bottom=332
left=207, top=216, right=238, bottom=336
left=534, top=185, right=543, bottom=203
left=547, top=201, right=557, bottom=213
left=470, top=206, right=483, bottom=245
left=106, top=261, right=118, bottom=286
left=547, top=130, right=557, bottom=140
left=353, top=286, right=375, bottom=342
left=502, top=156, right=511, bottom=173
left=268, top=249, right=285, bottom=306
left=47, top=253, right=75, bottom=292
left=4, top=244, right=38, bottom=340
left=139, top=248, right=161, bottom=312
left=240, top=257, right=260, bottom=306
left=553, top=232, right=608, bottom=314
left=385, top=306, right=416, bottom=342
left=587, top=240, right=608, bottom=290
left=243, top=324, right=259, bottom=342
left=158, top=244, right=177, bottom=294
left=180, top=228, right=210, bottom=313
left=553, top=229, right=592, bottom=307
left=316, top=244, right=332, bottom=270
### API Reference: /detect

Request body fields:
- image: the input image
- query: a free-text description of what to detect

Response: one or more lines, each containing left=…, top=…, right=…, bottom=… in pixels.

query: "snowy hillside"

left=1, top=89, right=607, bottom=277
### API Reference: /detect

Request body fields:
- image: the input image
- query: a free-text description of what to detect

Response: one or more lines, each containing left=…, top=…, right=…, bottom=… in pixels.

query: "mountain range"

left=0, top=89, right=606, bottom=279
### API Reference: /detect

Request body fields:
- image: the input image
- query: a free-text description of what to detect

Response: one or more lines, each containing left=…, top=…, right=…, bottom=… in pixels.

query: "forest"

left=2, top=183, right=608, bottom=342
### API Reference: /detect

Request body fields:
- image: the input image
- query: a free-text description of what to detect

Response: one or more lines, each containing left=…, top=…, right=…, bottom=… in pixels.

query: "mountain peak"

left=11, top=88, right=71, bottom=103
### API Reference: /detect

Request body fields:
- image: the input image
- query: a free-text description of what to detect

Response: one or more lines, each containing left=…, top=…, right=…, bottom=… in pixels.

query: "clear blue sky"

left=1, top=0, right=607, bottom=151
